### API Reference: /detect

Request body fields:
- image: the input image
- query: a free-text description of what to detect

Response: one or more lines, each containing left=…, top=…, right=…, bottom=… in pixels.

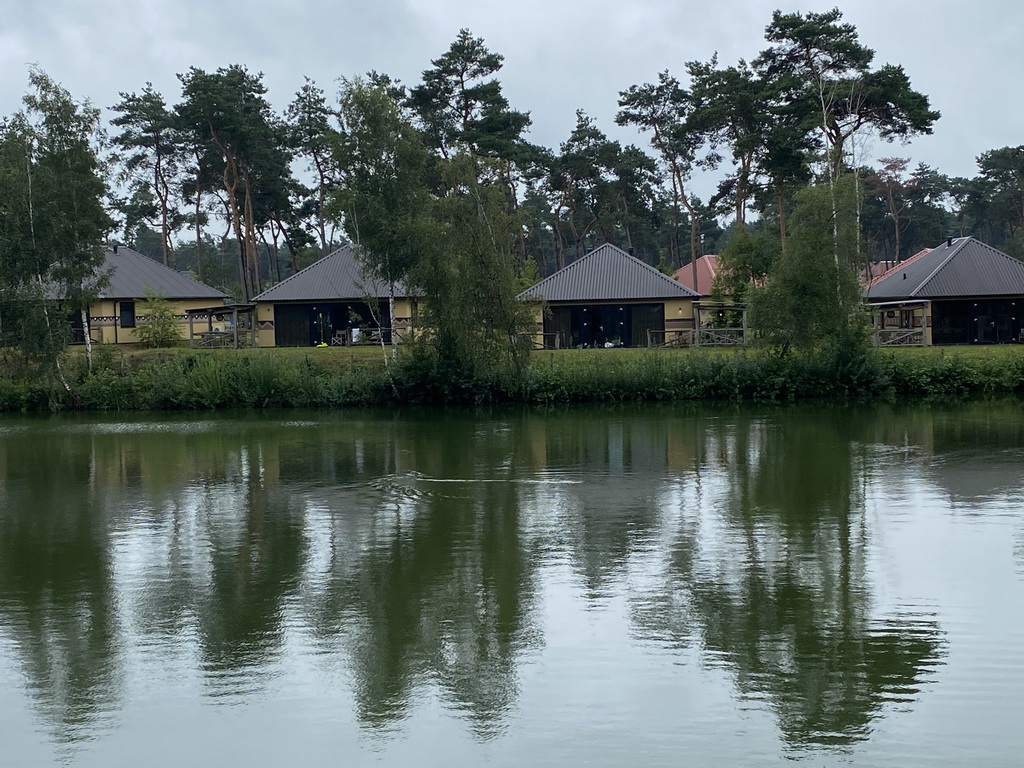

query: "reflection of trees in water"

left=861, top=401, right=1024, bottom=505
left=194, top=445, right=307, bottom=681
left=0, top=415, right=541, bottom=741
left=635, top=410, right=946, bottom=749
left=308, top=416, right=539, bottom=737
left=0, top=406, right=975, bottom=751
left=529, top=410, right=693, bottom=598
left=0, top=433, right=119, bottom=743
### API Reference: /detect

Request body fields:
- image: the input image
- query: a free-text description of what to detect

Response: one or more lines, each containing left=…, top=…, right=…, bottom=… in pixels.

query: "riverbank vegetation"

left=1, top=346, right=1021, bottom=412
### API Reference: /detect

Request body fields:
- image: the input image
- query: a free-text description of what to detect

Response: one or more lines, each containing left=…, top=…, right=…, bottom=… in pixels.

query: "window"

left=120, top=301, right=136, bottom=328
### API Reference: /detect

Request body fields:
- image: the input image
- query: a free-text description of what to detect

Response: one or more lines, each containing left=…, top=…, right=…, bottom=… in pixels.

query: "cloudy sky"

left=2, top=0, right=1020, bottom=198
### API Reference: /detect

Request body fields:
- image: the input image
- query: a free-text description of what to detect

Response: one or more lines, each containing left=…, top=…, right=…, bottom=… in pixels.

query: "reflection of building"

left=866, top=237, right=1024, bottom=346
left=253, top=244, right=415, bottom=347
left=924, top=454, right=1024, bottom=504
left=518, top=244, right=698, bottom=348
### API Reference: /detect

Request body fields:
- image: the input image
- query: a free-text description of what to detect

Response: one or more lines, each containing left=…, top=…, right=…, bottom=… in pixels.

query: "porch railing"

left=648, top=328, right=748, bottom=347
left=69, top=327, right=102, bottom=345
left=697, top=327, right=745, bottom=347
left=647, top=329, right=695, bottom=348
left=874, top=329, right=925, bottom=347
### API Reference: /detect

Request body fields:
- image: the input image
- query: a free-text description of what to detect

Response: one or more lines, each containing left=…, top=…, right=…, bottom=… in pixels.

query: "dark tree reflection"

left=301, top=414, right=540, bottom=736
left=635, top=409, right=946, bottom=749
left=194, top=444, right=308, bottom=684
left=0, top=429, right=119, bottom=743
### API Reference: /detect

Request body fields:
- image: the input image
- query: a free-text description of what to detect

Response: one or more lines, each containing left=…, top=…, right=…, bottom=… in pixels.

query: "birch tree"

left=0, top=71, right=109, bottom=384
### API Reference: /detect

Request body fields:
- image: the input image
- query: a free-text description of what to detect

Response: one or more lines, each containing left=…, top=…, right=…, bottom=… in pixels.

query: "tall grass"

left=0, top=346, right=1021, bottom=412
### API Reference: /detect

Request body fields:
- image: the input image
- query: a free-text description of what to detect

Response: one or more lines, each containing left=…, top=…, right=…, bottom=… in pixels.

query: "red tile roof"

left=863, top=249, right=932, bottom=290
left=671, top=254, right=719, bottom=295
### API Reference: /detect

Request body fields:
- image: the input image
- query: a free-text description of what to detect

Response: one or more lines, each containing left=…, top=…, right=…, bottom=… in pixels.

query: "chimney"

left=947, top=237, right=952, bottom=248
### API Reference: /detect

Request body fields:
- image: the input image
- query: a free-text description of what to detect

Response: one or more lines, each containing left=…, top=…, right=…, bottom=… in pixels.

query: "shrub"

left=135, top=290, right=182, bottom=348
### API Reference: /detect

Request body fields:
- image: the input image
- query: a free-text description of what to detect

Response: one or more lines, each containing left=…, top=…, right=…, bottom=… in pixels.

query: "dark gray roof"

left=866, top=237, right=1024, bottom=300
left=518, top=244, right=699, bottom=302
left=95, top=246, right=227, bottom=301
left=253, top=244, right=409, bottom=302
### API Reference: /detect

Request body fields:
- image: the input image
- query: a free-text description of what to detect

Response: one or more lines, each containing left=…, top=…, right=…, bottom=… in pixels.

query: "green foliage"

left=750, top=176, right=867, bottom=351
left=333, top=67, right=535, bottom=401
left=134, top=290, right=182, bottom=348
left=0, top=70, right=109, bottom=383
left=717, top=229, right=780, bottom=301
left=176, top=65, right=296, bottom=300
left=110, top=84, right=183, bottom=267
left=756, top=8, right=939, bottom=177
left=285, top=78, right=341, bottom=255
left=975, top=146, right=1024, bottom=248
left=333, top=78, right=433, bottom=285
left=418, top=153, right=534, bottom=388
left=407, top=28, right=531, bottom=159
left=617, top=70, right=712, bottom=269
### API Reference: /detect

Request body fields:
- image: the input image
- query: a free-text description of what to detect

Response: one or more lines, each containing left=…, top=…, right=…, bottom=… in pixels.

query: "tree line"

left=3, top=7, right=1023, bottom=382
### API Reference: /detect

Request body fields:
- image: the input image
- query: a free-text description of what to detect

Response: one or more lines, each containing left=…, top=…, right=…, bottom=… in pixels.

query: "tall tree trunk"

left=36, top=275, right=73, bottom=397
left=735, top=155, right=752, bottom=234
left=221, top=158, right=249, bottom=300
left=193, top=166, right=204, bottom=281
left=777, top=188, right=788, bottom=252
left=243, top=175, right=261, bottom=297
left=675, top=168, right=700, bottom=294
left=552, top=204, right=566, bottom=270
left=668, top=165, right=682, bottom=269
left=389, top=283, right=397, bottom=361
left=80, top=307, right=93, bottom=372
left=155, top=149, right=175, bottom=268
left=313, top=153, right=330, bottom=254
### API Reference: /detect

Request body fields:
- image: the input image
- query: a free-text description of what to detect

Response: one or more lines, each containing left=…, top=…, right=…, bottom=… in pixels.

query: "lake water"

left=0, top=402, right=1022, bottom=767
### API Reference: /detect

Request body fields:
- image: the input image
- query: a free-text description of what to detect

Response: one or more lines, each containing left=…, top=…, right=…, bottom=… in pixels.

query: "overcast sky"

left=2, top=0, right=1020, bottom=201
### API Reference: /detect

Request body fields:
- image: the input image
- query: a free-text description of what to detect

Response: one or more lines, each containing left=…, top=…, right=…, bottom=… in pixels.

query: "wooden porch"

left=187, top=305, right=256, bottom=349
left=870, top=301, right=928, bottom=347
left=648, top=302, right=748, bottom=348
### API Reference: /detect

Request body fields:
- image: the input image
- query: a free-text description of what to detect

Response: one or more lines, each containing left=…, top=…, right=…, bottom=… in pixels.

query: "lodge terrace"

left=517, top=244, right=700, bottom=348
left=252, top=244, right=414, bottom=347
left=517, top=244, right=750, bottom=348
left=866, top=237, right=1024, bottom=346
left=69, top=245, right=228, bottom=345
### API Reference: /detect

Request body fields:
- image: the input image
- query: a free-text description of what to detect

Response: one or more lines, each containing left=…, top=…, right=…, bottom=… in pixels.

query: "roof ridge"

left=975, top=237, right=1024, bottom=267
left=621, top=248, right=700, bottom=295
left=910, top=238, right=968, bottom=297
left=527, top=243, right=630, bottom=290
left=519, top=242, right=698, bottom=300
left=254, top=244, right=352, bottom=300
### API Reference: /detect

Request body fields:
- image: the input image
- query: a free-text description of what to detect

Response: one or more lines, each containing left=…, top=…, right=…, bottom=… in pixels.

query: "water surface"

left=0, top=402, right=1022, bottom=766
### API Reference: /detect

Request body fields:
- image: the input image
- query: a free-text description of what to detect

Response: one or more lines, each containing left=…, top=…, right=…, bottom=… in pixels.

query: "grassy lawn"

left=53, top=340, right=1022, bottom=374
left=873, top=345, right=1023, bottom=361
left=530, top=344, right=1023, bottom=362
left=64, top=342, right=394, bottom=366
